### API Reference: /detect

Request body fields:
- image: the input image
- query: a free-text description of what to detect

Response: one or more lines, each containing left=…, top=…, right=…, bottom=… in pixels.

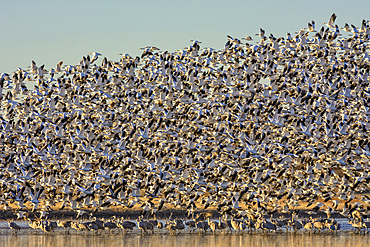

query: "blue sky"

left=1, top=0, right=369, bottom=73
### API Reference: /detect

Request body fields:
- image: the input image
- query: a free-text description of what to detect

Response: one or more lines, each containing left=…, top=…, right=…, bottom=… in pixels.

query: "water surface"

left=1, top=233, right=370, bottom=247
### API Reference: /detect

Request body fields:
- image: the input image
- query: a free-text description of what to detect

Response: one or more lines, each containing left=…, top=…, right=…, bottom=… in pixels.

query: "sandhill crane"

left=312, top=219, right=326, bottom=233
left=217, top=218, right=228, bottom=234
left=348, top=218, right=365, bottom=234
left=326, top=220, right=341, bottom=233
left=289, top=219, right=302, bottom=233
left=103, top=221, right=118, bottom=234
left=87, top=221, right=100, bottom=235
left=136, top=217, right=145, bottom=234
left=207, top=218, right=218, bottom=234
left=361, top=221, right=370, bottom=233
left=304, top=221, right=314, bottom=233
left=137, top=216, right=153, bottom=234
left=165, top=219, right=185, bottom=235
left=40, top=221, right=53, bottom=234
left=144, top=220, right=154, bottom=234
left=263, top=220, right=277, bottom=233
left=195, top=220, right=209, bottom=234
left=185, top=220, right=197, bottom=232
left=72, top=221, right=90, bottom=235
left=230, top=217, right=241, bottom=233
left=8, top=221, right=21, bottom=235
left=48, top=221, right=57, bottom=232
left=165, top=220, right=177, bottom=235
left=146, top=217, right=159, bottom=233
left=91, top=217, right=105, bottom=234
left=156, top=221, right=163, bottom=231
left=79, top=221, right=91, bottom=235
left=57, top=220, right=72, bottom=234
left=272, top=216, right=288, bottom=232
left=174, top=219, right=185, bottom=233
left=351, top=210, right=363, bottom=222
left=28, top=220, right=41, bottom=234
left=117, top=220, right=136, bottom=234
left=242, top=214, right=257, bottom=233
left=303, top=217, right=315, bottom=233
left=239, top=220, right=248, bottom=232
left=71, top=221, right=79, bottom=233
left=255, top=216, right=276, bottom=233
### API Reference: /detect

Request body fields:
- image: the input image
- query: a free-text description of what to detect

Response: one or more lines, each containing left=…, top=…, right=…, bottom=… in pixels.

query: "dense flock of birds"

left=3, top=14, right=370, bottom=234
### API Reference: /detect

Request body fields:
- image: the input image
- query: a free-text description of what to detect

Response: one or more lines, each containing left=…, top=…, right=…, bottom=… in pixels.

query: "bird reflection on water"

left=1, top=233, right=370, bottom=247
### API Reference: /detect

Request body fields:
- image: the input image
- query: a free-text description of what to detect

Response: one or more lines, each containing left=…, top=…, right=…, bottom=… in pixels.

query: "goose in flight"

left=256, top=28, right=266, bottom=38
left=88, top=52, right=102, bottom=63
left=140, top=46, right=160, bottom=58
left=29, top=187, right=44, bottom=206
left=323, top=13, right=337, bottom=28
left=308, top=20, right=316, bottom=32
left=242, top=35, right=253, bottom=41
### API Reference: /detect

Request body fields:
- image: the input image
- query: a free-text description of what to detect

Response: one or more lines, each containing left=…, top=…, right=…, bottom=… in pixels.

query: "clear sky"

left=1, top=0, right=369, bottom=74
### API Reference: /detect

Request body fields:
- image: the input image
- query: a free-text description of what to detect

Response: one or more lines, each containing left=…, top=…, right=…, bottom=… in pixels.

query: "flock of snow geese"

left=3, top=13, right=370, bottom=234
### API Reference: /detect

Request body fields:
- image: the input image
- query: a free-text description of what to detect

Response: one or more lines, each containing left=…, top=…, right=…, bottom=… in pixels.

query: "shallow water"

left=1, top=233, right=370, bottom=247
